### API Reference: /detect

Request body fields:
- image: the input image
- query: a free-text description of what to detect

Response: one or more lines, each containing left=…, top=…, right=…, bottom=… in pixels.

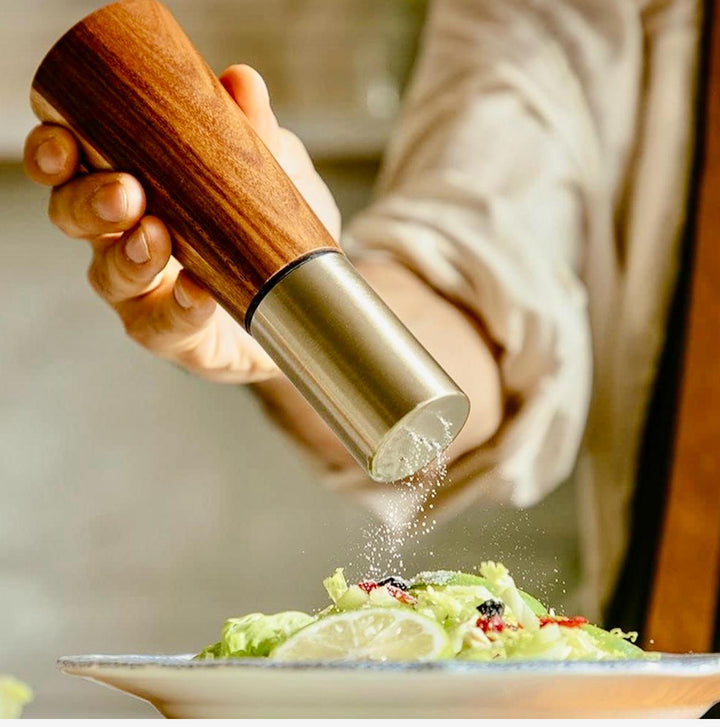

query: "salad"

left=0, top=676, right=32, bottom=719
left=196, top=562, right=651, bottom=662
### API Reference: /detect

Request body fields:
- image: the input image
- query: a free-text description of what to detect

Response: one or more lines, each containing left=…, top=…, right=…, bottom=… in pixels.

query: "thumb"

left=220, top=64, right=282, bottom=156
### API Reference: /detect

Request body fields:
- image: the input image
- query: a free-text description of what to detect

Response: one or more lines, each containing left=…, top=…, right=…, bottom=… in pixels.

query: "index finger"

left=23, top=124, right=80, bottom=186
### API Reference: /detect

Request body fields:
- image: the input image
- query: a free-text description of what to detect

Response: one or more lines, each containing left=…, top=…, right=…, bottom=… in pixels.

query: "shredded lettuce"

left=335, top=584, right=410, bottom=611
left=414, top=584, right=496, bottom=627
left=479, top=561, right=540, bottom=630
left=323, top=568, right=348, bottom=604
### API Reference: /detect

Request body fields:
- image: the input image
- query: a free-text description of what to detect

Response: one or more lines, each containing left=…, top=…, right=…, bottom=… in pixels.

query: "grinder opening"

left=370, top=393, right=469, bottom=482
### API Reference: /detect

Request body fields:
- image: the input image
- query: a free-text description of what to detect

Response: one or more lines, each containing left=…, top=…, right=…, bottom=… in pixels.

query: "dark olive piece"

left=476, top=599, right=505, bottom=618
left=377, top=576, right=409, bottom=591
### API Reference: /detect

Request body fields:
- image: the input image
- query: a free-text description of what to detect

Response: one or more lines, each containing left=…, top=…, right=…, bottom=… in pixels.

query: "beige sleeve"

left=319, top=0, right=628, bottom=522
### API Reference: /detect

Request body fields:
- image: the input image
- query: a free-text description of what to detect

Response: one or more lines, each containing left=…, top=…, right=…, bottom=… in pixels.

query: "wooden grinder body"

left=31, top=0, right=341, bottom=327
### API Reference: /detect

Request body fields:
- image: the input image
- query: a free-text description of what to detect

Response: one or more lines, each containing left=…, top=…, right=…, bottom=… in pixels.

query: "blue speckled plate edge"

left=58, top=653, right=720, bottom=676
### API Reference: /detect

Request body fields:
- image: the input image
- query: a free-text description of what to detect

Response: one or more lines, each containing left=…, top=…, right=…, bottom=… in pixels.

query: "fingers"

left=87, top=216, right=173, bottom=305
left=24, top=124, right=81, bottom=186
left=26, top=124, right=146, bottom=240
left=88, top=215, right=219, bottom=365
left=119, top=268, right=217, bottom=354
left=49, top=171, right=145, bottom=239
left=220, top=64, right=281, bottom=155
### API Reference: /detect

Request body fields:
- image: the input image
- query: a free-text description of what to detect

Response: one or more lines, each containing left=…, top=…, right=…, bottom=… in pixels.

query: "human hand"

left=23, top=65, right=341, bottom=383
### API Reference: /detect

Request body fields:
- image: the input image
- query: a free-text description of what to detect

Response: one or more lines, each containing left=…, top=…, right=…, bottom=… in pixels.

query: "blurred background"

left=0, top=0, right=579, bottom=717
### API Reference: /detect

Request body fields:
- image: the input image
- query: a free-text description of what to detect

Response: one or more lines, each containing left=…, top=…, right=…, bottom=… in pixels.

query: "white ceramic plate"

left=59, top=653, right=720, bottom=718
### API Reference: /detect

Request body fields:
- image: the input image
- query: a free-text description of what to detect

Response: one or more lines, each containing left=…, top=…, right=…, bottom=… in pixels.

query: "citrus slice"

left=270, top=608, right=450, bottom=662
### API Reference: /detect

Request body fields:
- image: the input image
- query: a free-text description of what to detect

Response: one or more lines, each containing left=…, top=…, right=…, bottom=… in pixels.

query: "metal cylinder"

left=249, top=251, right=470, bottom=482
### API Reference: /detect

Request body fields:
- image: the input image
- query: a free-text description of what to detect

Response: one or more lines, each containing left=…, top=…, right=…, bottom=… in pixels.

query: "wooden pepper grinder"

left=31, top=0, right=469, bottom=481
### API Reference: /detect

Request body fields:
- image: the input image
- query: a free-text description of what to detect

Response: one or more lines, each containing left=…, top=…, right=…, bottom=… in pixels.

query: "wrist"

left=354, top=257, right=504, bottom=459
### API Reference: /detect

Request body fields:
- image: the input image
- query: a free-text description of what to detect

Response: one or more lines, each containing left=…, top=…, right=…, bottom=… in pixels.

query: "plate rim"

left=57, top=652, right=720, bottom=676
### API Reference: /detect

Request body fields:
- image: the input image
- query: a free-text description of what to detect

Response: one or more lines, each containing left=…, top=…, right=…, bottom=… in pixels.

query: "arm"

left=307, top=0, right=598, bottom=519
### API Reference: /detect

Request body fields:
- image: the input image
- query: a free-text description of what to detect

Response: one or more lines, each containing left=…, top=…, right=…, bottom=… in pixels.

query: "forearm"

left=253, top=258, right=504, bottom=474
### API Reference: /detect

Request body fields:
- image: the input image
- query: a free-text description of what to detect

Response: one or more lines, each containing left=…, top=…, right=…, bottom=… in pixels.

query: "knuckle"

left=47, top=192, right=68, bottom=233
left=68, top=186, right=93, bottom=233
left=120, top=301, right=174, bottom=351
left=86, top=261, right=104, bottom=297
left=86, top=259, right=113, bottom=301
left=174, top=345, right=210, bottom=372
left=121, top=310, right=154, bottom=348
left=49, top=186, right=85, bottom=238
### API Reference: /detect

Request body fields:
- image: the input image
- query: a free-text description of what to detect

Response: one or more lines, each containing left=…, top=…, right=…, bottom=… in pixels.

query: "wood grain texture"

left=31, top=0, right=340, bottom=327
left=644, top=1, right=720, bottom=653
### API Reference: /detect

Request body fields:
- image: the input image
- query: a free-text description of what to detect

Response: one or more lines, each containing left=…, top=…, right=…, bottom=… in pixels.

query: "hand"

left=23, top=65, right=341, bottom=383
left=24, top=65, right=501, bottom=476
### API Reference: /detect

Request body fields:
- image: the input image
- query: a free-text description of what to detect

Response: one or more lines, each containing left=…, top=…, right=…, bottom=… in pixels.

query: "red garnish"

left=476, top=615, right=506, bottom=633
left=539, top=615, right=589, bottom=628
left=387, top=585, right=417, bottom=605
left=357, top=581, right=378, bottom=594
left=357, top=581, right=418, bottom=605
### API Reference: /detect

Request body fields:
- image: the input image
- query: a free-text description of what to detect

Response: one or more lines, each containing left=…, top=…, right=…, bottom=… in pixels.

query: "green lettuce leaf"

left=195, top=612, right=315, bottom=659
left=408, top=570, right=459, bottom=588
left=323, top=568, right=348, bottom=604
left=518, top=589, right=549, bottom=616
left=580, top=624, right=651, bottom=659
left=446, top=573, right=492, bottom=588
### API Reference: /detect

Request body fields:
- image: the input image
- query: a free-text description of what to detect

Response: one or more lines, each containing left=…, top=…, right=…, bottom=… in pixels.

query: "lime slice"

left=270, top=608, right=450, bottom=662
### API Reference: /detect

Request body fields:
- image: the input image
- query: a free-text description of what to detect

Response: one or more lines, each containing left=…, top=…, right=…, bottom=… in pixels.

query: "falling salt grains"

left=359, top=418, right=453, bottom=578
